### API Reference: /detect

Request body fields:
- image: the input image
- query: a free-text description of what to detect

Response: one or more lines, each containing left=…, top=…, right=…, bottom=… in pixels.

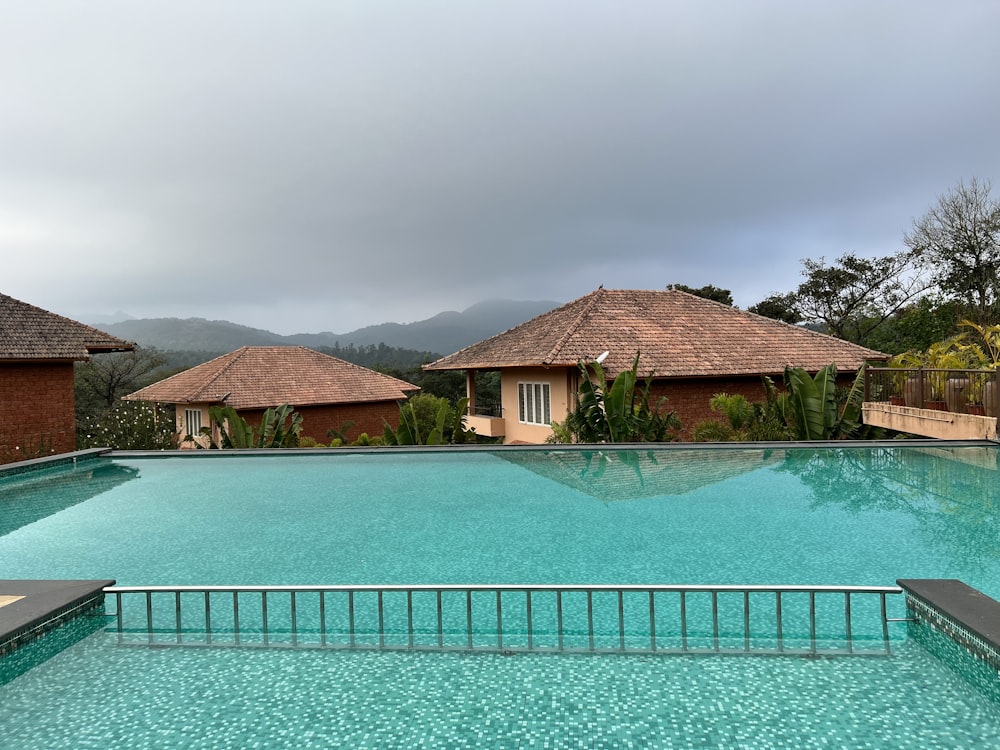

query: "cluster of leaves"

left=77, top=401, right=177, bottom=451
left=192, top=404, right=302, bottom=449
left=692, top=365, right=875, bottom=442
left=745, top=178, right=1000, bottom=353
left=383, top=394, right=476, bottom=445
left=667, top=284, right=734, bottom=306
left=550, top=353, right=680, bottom=443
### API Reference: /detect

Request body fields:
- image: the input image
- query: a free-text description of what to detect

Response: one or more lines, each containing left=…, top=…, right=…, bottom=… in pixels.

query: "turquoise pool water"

left=3, top=445, right=1000, bottom=748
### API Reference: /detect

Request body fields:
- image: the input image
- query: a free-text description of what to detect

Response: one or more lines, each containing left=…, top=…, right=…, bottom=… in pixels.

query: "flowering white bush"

left=77, top=401, right=177, bottom=450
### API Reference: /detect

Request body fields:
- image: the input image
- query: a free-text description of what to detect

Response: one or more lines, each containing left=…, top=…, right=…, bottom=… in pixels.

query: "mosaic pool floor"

left=2, top=630, right=1000, bottom=749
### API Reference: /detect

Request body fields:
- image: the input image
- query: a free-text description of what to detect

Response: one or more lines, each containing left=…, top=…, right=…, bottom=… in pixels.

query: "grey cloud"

left=3, top=1, right=1000, bottom=334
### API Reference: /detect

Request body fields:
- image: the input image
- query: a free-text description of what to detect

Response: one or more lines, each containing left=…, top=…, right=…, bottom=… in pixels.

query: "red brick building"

left=0, top=293, right=134, bottom=464
left=424, top=288, right=888, bottom=443
left=124, top=346, right=418, bottom=446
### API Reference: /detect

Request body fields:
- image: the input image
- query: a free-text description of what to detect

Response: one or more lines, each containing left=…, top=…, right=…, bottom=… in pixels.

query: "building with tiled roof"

left=125, top=346, right=419, bottom=446
left=0, top=293, right=135, bottom=463
left=424, top=288, right=888, bottom=443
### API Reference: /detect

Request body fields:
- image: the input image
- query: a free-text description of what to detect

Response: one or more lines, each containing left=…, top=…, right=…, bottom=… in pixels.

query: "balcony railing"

left=471, top=402, right=502, bottom=418
left=864, top=367, right=999, bottom=416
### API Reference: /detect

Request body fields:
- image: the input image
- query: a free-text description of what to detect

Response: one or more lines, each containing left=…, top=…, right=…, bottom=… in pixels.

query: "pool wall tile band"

left=898, top=579, right=1000, bottom=699
left=0, top=580, right=114, bottom=657
left=0, top=449, right=109, bottom=479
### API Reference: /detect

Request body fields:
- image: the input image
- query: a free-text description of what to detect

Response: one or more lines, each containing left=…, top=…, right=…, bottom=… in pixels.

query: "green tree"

left=75, top=348, right=166, bottom=417
left=747, top=293, right=801, bottom=324
left=863, top=296, right=963, bottom=354
left=668, top=284, right=734, bottom=306
left=791, top=252, right=930, bottom=346
left=905, top=177, right=1000, bottom=324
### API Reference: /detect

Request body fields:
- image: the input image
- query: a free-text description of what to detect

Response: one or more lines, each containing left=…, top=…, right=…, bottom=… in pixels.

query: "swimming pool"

left=2, top=444, right=1000, bottom=748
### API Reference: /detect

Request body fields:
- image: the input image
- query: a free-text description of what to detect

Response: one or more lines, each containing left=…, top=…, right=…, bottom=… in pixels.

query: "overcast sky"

left=3, top=1, right=999, bottom=334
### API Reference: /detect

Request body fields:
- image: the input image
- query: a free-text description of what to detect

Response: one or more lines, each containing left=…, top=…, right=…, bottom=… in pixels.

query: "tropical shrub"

left=552, top=353, right=680, bottom=443
left=693, top=365, right=879, bottom=442
left=196, top=404, right=303, bottom=449
left=383, top=395, right=475, bottom=445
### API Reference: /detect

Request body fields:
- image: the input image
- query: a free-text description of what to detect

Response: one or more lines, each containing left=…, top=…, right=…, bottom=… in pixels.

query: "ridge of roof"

left=542, top=288, right=604, bottom=366
left=197, top=346, right=252, bottom=402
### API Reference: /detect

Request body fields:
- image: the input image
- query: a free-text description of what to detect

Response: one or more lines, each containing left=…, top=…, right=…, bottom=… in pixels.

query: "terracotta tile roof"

left=425, top=288, right=887, bottom=377
left=124, top=346, right=419, bottom=409
left=0, top=293, right=135, bottom=361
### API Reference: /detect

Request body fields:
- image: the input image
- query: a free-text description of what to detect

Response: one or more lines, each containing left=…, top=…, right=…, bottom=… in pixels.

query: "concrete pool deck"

left=0, top=579, right=114, bottom=656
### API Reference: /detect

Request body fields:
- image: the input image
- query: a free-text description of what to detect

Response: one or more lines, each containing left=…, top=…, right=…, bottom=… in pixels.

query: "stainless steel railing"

left=105, top=583, right=903, bottom=656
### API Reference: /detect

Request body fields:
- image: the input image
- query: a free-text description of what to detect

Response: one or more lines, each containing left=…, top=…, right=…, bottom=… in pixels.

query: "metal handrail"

left=105, top=583, right=903, bottom=657
left=865, top=366, right=999, bottom=414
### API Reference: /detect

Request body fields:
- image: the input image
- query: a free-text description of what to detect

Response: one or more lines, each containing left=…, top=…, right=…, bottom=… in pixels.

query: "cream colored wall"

left=863, top=402, right=998, bottom=440
left=176, top=403, right=212, bottom=449
left=500, top=366, right=574, bottom=444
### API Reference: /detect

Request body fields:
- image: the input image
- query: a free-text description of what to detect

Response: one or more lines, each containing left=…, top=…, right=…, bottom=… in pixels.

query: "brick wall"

left=0, top=363, right=76, bottom=463
left=237, top=400, right=404, bottom=444
left=650, top=373, right=860, bottom=438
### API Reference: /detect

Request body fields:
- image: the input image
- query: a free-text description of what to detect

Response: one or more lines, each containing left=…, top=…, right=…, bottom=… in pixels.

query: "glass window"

left=184, top=409, right=202, bottom=437
left=517, top=382, right=551, bottom=425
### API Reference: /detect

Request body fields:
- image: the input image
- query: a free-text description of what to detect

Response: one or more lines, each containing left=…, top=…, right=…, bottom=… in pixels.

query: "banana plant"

left=783, top=365, right=872, bottom=440
left=200, top=403, right=302, bottom=448
left=784, top=365, right=839, bottom=440
left=566, top=352, right=680, bottom=443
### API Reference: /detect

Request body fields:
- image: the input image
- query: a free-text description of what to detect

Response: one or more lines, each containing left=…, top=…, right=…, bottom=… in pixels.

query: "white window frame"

left=517, top=381, right=551, bottom=426
left=184, top=408, right=202, bottom=438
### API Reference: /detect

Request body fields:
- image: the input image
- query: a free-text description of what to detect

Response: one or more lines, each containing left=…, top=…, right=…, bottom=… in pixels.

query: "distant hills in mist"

left=90, top=299, right=561, bottom=358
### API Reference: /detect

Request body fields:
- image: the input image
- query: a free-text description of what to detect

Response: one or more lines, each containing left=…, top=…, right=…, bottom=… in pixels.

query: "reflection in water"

left=0, top=460, right=139, bottom=538
left=776, top=446, right=1000, bottom=567
left=499, top=448, right=783, bottom=502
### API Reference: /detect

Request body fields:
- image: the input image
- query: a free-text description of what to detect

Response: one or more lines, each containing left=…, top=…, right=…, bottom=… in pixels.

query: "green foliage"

left=326, top=421, right=356, bottom=443
left=75, top=348, right=167, bottom=413
left=748, top=293, right=801, bottom=324
left=382, top=395, right=474, bottom=445
left=784, top=365, right=839, bottom=440
left=198, top=404, right=303, bottom=449
left=556, top=353, right=680, bottom=443
left=693, top=366, right=879, bottom=443
left=790, top=251, right=930, bottom=346
left=692, top=385, right=792, bottom=442
left=668, top=284, right=734, bottom=306
left=317, top=343, right=440, bottom=372
left=960, top=319, right=1000, bottom=368
left=77, top=401, right=177, bottom=451
left=863, top=296, right=964, bottom=355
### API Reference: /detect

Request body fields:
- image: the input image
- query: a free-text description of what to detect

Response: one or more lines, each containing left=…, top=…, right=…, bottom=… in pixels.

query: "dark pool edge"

left=898, top=579, right=1000, bottom=681
left=0, top=579, right=115, bottom=657
left=0, top=448, right=111, bottom=478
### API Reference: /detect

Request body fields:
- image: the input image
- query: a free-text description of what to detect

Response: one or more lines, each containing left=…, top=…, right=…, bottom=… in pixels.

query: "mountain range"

left=90, top=299, right=561, bottom=357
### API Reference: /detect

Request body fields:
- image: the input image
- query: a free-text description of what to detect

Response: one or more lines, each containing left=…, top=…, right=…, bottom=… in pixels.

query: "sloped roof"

left=425, top=288, right=887, bottom=377
left=124, top=346, right=419, bottom=408
left=0, top=293, right=134, bottom=361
